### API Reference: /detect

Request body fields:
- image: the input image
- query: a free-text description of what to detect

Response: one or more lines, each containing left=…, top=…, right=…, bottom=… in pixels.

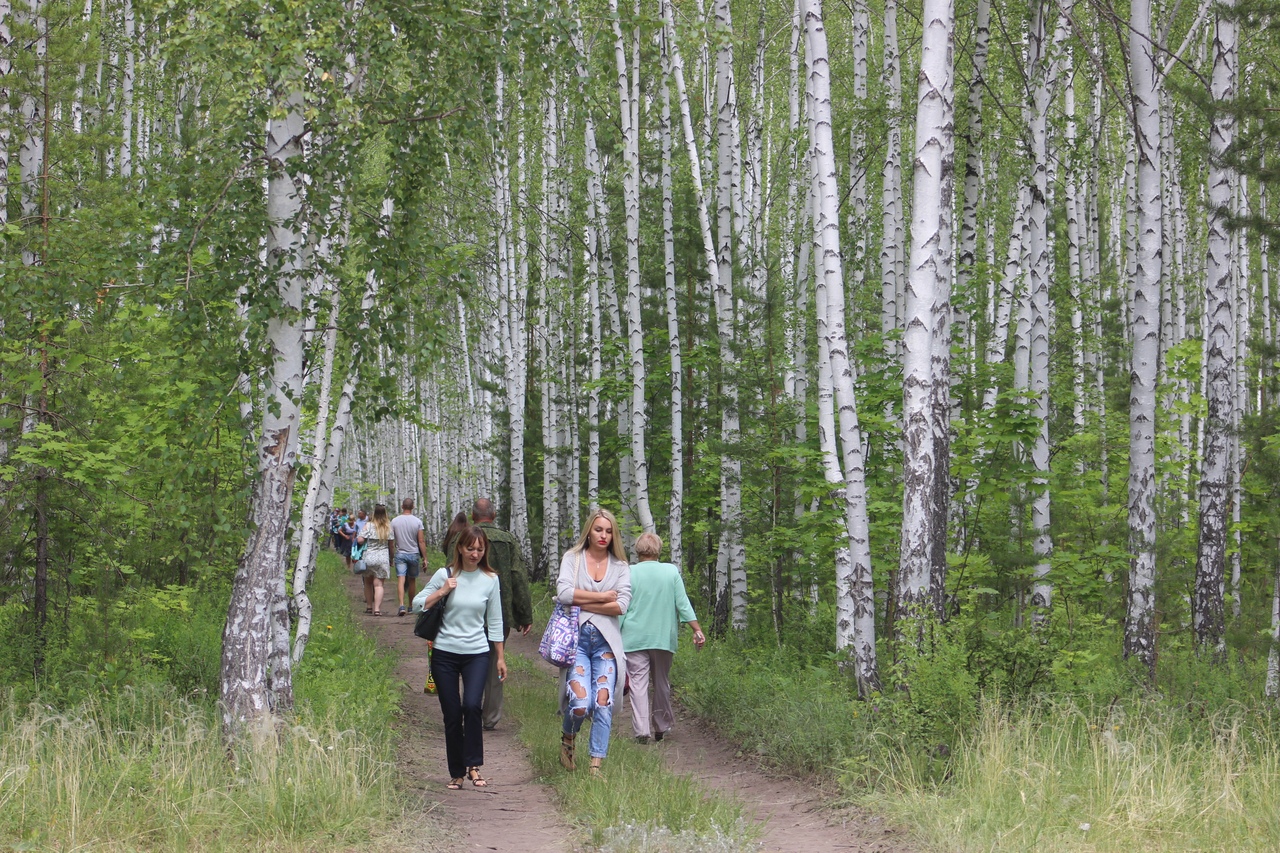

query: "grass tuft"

left=502, top=652, right=759, bottom=851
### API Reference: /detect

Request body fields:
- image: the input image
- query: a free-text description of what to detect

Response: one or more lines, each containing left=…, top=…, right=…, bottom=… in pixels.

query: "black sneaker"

left=654, top=731, right=665, bottom=742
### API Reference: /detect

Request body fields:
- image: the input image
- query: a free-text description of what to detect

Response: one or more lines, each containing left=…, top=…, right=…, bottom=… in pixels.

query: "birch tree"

left=220, top=89, right=308, bottom=733
left=898, top=0, right=955, bottom=628
left=1123, top=0, right=1163, bottom=676
left=611, top=0, right=655, bottom=535
left=1193, top=0, right=1236, bottom=654
left=801, top=0, right=879, bottom=695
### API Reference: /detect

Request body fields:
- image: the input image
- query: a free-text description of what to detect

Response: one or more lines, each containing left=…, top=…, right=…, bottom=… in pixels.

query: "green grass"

left=502, top=651, right=759, bottom=852
left=859, top=698, right=1280, bottom=853
left=0, top=552, right=444, bottom=852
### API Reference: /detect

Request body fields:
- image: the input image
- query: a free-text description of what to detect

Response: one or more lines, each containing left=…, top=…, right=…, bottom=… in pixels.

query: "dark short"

left=339, top=538, right=353, bottom=557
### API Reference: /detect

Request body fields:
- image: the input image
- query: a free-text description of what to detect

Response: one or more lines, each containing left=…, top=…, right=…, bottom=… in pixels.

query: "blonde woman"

left=556, top=508, right=631, bottom=777
left=355, top=504, right=395, bottom=615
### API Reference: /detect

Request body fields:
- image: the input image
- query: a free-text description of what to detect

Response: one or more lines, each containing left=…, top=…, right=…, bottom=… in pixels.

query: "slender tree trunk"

left=1123, top=0, right=1162, bottom=677
left=1267, top=536, right=1280, bottom=702
left=220, top=89, right=308, bottom=734
left=1193, top=0, right=1236, bottom=654
left=1026, top=0, right=1061, bottom=616
left=802, top=0, right=879, bottom=694
left=898, top=0, right=954, bottom=628
left=713, top=0, right=746, bottom=632
left=659, top=32, right=684, bottom=568
left=611, top=0, right=655, bottom=534
left=880, top=0, right=904, bottom=360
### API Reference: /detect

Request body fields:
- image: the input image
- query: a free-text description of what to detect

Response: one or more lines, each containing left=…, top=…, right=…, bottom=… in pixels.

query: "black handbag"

left=414, top=568, right=451, bottom=641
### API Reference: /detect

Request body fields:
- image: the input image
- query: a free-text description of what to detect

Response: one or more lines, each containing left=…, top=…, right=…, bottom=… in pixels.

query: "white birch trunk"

left=1027, top=0, right=1059, bottom=615
left=220, top=90, right=308, bottom=732
left=611, top=0, right=655, bottom=534
left=803, top=0, right=879, bottom=694
left=1263, top=530, right=1280, bottom=700
left=1193, top=0, right=1235, bottom=653
left=0, top=0, right=12, bottom=224
left=1123, top=0, right=1162, bottom=675
left=121, top=0, right=134, bottom=178
left=955, top=0, right=990, bottom=358
left=659, top=34, right=684, bottom=568
left=713, top=0, right=746, bottom=632
left=18, top=0, right=44, bottom=270
left=898, top=0, right=954, bottom=624
left=880, top=0, right=904, bottom=357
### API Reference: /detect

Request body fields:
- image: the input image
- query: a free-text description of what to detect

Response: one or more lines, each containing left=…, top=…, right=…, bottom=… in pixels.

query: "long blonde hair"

left=572, top=507, right=627, bottom=562
left=367, top=503, right=393, bottom=539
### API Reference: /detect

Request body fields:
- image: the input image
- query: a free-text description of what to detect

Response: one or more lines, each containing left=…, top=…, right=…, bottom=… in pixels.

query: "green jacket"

left=469, top=521, right=533, bottom=635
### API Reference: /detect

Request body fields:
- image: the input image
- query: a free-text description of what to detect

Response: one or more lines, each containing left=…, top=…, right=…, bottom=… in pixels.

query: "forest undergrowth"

left=0, top=553, right=438, bottom=852
left=671, top=607, right=1280, bottom=853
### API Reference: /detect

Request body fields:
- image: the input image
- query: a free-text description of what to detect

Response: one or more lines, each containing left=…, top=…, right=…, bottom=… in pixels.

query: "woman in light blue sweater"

left=420, top=525, right=506, bottom=789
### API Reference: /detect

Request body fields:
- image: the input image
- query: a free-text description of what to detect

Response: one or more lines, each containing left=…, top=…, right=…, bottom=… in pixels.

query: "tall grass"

left=0, top=553, right=441, bottom=852
left=502, top=653, right=758, bottom=852
left=0, top=688, right=412, bottom=851
left=861, top=699, right=1280, bottom=852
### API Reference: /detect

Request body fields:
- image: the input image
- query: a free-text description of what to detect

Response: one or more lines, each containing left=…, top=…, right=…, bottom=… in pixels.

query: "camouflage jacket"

left=474, top=521, right=533, bottom=635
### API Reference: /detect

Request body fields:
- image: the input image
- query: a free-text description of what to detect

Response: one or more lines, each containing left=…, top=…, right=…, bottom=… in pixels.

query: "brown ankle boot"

left=559, top=734, right=576, bottom=771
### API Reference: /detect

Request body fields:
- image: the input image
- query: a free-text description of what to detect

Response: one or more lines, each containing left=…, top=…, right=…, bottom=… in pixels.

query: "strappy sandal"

left=559, top=734, right=576, bottom=771
left=446, top=778, right=464, bottom=790
left=372, top=610, right=382, bottom=616
left=466, top=767, right=488, bottom=788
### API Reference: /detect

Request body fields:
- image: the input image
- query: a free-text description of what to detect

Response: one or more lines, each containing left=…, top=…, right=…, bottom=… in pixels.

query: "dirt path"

left=348, top=573, right=914, bottom=852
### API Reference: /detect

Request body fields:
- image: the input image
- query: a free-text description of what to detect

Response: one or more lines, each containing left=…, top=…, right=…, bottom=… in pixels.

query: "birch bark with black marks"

left=220, top=89, right=308, bottom=733
left=611, top=0, right=655, bottom=534
left=713, top=0, right=746, bottom=632
left=898, top=0, right=954, bottom=627
left=802, top=0, right=879, bottom=694
left=1193, top=0, right=1235, bottom=654
left=659, top=28, right=684, bottom=568
left=1123, top=0, right=1162, bottom=677
left=880, top=0, right=904, bottom=360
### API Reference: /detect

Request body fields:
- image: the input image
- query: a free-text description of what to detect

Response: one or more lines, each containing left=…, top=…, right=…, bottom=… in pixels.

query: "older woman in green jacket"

left=619, top=532, right=704, bottom=743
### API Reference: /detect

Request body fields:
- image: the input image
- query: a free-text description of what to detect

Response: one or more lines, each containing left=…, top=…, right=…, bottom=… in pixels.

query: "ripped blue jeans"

left=562, top=622, right=618, bottom=759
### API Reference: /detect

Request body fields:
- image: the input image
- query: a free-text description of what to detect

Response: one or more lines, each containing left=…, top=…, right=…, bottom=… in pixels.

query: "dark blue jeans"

left=431, top=647, right=490, bottom=779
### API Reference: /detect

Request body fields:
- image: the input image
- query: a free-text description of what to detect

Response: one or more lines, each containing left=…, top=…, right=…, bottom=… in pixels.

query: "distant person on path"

left=391, top=498, right=428, bottom=617
left=353, top=508, right=368, bottom=538
left=338, top=513, right=357, bottom=571
left=621, top=533, right=705, bottom=743
left=356, top=504, right=394, bottom=615
left=330, top=508, right=345, bottom=552
left=421, top=525, right=506, bottom=789
left=557, top=507, right=631, bottom=778
left=469, top=498, right=533, bottom=731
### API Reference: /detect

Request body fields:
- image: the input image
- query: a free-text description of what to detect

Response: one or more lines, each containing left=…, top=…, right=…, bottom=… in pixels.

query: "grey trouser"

left=481, top=628, right=511, bottom=729
left=625, top=648, right=675, bottom=738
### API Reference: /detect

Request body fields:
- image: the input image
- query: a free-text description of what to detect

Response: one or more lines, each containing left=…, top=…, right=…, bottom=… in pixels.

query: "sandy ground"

left=346, top=572, right=915, bottom=853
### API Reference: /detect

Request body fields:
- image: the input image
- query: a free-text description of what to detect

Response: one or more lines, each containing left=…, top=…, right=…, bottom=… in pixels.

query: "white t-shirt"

left=390, top=513, right=424, bottom=556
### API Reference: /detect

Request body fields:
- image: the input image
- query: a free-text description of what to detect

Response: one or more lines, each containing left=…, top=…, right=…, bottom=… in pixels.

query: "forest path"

left=346, top=572, right=913, bottom=852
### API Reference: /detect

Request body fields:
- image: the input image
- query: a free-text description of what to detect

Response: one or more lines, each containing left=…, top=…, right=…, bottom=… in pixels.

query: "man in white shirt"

left=390, top=498, right=428, bottom=617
